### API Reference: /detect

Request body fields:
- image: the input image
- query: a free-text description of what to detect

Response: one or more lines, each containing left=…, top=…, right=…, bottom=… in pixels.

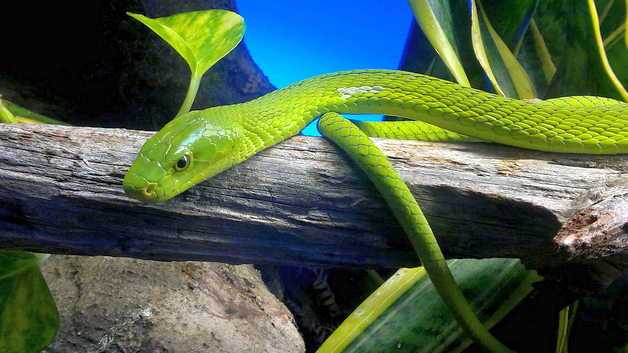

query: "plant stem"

left=176, top=72, right=202, bottom=117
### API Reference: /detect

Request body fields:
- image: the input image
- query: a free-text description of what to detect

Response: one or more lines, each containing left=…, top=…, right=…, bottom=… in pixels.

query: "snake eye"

left=175, top=155, right=190, bottom=171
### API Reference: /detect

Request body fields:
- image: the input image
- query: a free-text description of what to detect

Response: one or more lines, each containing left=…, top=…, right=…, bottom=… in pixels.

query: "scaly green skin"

left=355, top=120, right=477, bottom=142
left=123, top=69, right=627, bottom=201
left=318, top=112, right=513, bottom=353
left=123, top=70, right=627, bottom=351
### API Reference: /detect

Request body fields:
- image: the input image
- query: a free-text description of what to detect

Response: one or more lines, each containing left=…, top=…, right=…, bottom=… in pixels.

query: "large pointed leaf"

left=397, top=22, right=452, bottom=82
left=514, top=19, right=557, bottom=96
left=537, top=0, right=627, bottom=100
left=480, top=0, right=539, bottom=48
left=318, top=259, right=540, bottom=353
left=408, top=0, right=471, bottom=86
left=385, top=21, right=459, bottom=121
left=470, top=0, right=548, bottom=96
left=0, top=251, right=58, bottom=353
left=128, top=10, right=244, bottom=76
left=470, top=0, right=537, bottom=99
left=129, top=10, right=245, bottom=116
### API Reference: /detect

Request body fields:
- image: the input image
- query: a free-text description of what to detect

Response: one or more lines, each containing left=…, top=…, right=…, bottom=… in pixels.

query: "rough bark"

left=0, top=3, right=308, bottom=352
left=1, top=123, right=625, bottom=271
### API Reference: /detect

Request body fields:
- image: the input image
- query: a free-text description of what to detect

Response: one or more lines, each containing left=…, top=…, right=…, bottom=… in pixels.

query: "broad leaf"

left=515, top=19, right=557, bottom=96
left=477, top=1, right=556, bottom=95
left=481, top=0, right=539, bottom=48
left=0, top=251, right=58, bottom=353
left=408, top=0, right=471, bottom=86
left=470, top=0, right=537, bottom=99
left=129, top=10, right=245, bottom=116
left=318, top=259, right=540, bottom=353
left=128, top=10, right=244, bottom=77
left=398, top=23, right=452, bottom=81
left=0, top=69, right=63, bottom=353
left=537, top=0, right=628, bottom=100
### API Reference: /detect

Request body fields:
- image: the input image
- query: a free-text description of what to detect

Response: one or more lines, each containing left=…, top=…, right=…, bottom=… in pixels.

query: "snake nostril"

left=144, top=183, right=157, bottom=196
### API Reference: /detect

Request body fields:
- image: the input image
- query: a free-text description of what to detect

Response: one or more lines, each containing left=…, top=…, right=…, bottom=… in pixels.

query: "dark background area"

left=0, top=0, right=272, bottom=130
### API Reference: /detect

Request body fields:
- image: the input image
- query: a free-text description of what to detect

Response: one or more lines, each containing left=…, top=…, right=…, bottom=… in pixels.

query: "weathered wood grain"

left=0, top=123, right=626, bottom=269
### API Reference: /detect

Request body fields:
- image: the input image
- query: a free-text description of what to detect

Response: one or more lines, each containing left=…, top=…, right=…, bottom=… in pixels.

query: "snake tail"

left=318, top=112, right=514, bottom=353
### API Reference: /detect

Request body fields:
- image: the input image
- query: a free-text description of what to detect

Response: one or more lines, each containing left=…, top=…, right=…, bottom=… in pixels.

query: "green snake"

left=123, top=70, right=627, bottom=352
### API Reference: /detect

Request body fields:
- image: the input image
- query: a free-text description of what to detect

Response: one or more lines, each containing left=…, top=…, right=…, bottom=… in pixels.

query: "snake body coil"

left=124, top=70, right=627, bottom=201
left=124, top=70, right=626, bottom=353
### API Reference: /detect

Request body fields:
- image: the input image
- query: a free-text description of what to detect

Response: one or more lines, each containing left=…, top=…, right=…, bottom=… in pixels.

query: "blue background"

left=237, top=1, right=414, bottom=135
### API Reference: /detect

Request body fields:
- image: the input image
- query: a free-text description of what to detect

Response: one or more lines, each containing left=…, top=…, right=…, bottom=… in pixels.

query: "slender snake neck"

left=124, top=69, right=626, bottom=201
left=228, top=69, right=626, bottom=157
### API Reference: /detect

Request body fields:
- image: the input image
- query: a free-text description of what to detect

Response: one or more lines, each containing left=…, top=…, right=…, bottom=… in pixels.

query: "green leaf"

left=468, top=0, right=551, bottom=96
left=128, top=10, right=244, bottom=76
left=128, top=10, right=245, bottom=115
left=480, top=0, right=539, bottom=48
left=517, top=19, right=557, bottom=93
left=0, top=251, right=58, bottom=353
left=555, top=302, right=579, bottom=353
left=538, top=0, right=628, bottom=100
left=470, top=0, right=537, bottom=99
left=318, top=259, right=541, bottom=353
left=1, top=99, right=68, bottom=125
left=0, top=98, right=17, bottom=124
left=397, top=23, right=451, bottom=82
left=598, top=0, right=625, bottom=37
left=408, top=0, right=471, bottom=86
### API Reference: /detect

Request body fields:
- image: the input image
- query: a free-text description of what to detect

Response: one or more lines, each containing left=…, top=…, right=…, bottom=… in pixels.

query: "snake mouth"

left=143, top=182, right=157, bottom=197
left=123, top=183, right=157, bottom=202
left=122, top=172, right=165, bottom=203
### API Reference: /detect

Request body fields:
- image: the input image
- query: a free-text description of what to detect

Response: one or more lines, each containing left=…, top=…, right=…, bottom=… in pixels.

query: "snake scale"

left=124, top=70, right=627, bottom=352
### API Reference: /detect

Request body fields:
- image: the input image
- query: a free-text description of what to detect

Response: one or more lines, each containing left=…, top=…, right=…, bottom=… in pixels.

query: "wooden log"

left=0, top=123, right=626, bottom=270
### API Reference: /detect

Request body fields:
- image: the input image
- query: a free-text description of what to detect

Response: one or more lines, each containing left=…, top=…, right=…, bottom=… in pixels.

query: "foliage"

left=0, top=9, right=245, bottom=352
left=0, top=98, right=17, bottom=124
left=128, top=10, right=245, bottom=116
left=317, top=0, right=627, bottom=352
left=0, top=2, right=625, bottom=351
left=0, top=94, right=64, bottom=352
left=409, top=0, right=627, bottom=102
left=0, top=98, right=67, bottom=125
left=0, top=251, right=58, bottom=353
left=319, top=260, right=539, bottom=353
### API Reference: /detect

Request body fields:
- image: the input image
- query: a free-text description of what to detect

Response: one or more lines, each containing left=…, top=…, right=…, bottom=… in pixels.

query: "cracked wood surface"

left=0, top=123, right=626, bottom=269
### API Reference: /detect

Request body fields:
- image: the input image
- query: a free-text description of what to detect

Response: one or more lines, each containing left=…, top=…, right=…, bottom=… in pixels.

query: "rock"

left=41, top=256, right=304, bottom=353
left=0, top=0, right=273, bottom=130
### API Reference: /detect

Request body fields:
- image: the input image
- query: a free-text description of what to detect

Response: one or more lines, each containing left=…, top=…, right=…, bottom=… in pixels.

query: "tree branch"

left=0, top=123, right=626, bottom=270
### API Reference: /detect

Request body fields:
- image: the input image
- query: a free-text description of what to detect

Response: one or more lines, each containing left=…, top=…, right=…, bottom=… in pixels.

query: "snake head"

left=123, top=110, right=240, bottom=202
